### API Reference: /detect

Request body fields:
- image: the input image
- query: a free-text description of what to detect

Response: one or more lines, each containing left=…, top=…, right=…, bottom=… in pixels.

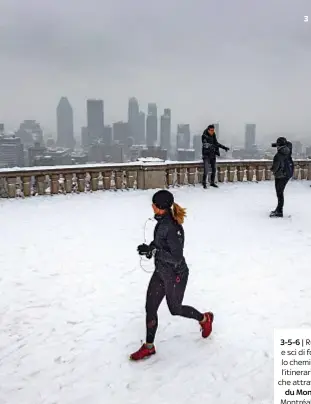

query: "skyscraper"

left=56, top=97, right=75, bottom=149
left=137, top=111, right=145, bottom=145
left=160, top=108, right=171, bottom=151
left=245, top=124, right=256, bottom=150
left=87, top=99, right=104, bottom=143
left=213, top=123, right=220, bottom=138
left=128, top=97, right=139, bottom=143
left=146, top=103, right=157, bottom=146
left=177, top=124, right=191, bottom=149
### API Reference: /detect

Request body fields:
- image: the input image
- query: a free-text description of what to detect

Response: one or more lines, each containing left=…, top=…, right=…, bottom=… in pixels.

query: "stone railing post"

left=7, top=177, right=17, bottom=198
left=102, top=171, right=112, bottom=190
left=90, top=171, right=99, bottom=191
left=36, top=175, right=46, bottom=195
left=217, top=166, right=225, bottom=182
left=307, top=162, right=311, bottom=180
left=246, top=166, right=254, bottom=182
left=255, top=165, right=264, bottom=181
left=64, top=173, right=73, bottom=193
left=227, top=165, right=235, bottom=182
left=51, top=174, right=59, bottom=194
left=22, top=176, right=31, bottom=197
left=166, top=168, right=175, bottom=187
left=265, top=164, right=272, bottom=180
left=77, top=173, right=85, bottom=192
left=177, top=167, right=186, bottom=186
left=188, top=167, right=196, bottom=185
left=115, top=170, right=123, bottom=190
left=294, top=164, right=300, bottom=180
left=237, top=166, right=244, bottom=181
left=126, top=170, right=136, bottom=189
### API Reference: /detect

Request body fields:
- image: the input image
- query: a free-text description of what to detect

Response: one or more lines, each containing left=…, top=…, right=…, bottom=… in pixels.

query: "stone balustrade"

left=0, top=159, right=310, bottom=198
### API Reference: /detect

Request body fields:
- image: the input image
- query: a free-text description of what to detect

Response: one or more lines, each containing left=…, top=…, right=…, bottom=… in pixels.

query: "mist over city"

left=0, top=0, right=311, bottom=167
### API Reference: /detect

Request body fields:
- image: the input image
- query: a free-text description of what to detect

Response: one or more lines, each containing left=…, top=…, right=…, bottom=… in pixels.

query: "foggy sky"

left=0, top=0, right=310, bottom=138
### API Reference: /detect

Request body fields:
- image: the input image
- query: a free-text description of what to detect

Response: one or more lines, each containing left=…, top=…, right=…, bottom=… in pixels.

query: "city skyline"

left=1, top=0, right=310, bottom=137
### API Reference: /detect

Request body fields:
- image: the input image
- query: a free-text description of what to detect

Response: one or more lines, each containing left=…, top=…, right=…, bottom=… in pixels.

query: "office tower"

left=137, top=111, right=145, bottom=145
left=56, top=97, right=75, bottom=149
left=177, top=124, right=191, bottom=149
left=193, top=134, right=202, bottom=159
left=213, top=123, right=220, bottom=138
left=103, top=125, right=112, bottom=146
left=0, top=136, right=24, bottom=168
left=245, top=124, right=256, bottom=151
left=87, top=99, right=104, bottom=143
left=0, top=123, right=4, bottom=136
left=128, top=97, right=139, bottom=143
left=146, top=103, right=158, bottom=146
left=113, top=121, right=129, bottom=144
left=160, top=108, right=171, bottom=151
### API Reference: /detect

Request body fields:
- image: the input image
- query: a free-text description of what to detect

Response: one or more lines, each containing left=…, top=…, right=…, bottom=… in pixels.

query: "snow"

left=1, top=181, right=311, bottom=404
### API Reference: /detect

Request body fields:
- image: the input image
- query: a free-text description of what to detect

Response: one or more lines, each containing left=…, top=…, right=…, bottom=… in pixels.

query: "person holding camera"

left=270, top=137, right=294, bottom=218
left=201, top=124, right=229, bottom=188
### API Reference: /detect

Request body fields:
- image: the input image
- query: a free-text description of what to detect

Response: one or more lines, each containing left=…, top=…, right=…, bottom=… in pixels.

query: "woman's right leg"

left=130, top=271, right=165, bottom=360
left=145, top=270, right=166, bottom=344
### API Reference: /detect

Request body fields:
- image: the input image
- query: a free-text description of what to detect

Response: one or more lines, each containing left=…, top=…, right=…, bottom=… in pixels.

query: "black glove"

left=137, top=243, right=151, bottom=255
left=224, top=147, right=230, bottom=152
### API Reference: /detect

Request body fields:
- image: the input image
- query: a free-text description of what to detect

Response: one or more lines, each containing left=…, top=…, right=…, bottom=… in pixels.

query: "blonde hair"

left=171, top=202, right=187, bottom=225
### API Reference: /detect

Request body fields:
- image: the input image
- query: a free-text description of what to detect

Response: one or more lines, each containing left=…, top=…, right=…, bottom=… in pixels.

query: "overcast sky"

left=0, top=0, right=310, bottom=138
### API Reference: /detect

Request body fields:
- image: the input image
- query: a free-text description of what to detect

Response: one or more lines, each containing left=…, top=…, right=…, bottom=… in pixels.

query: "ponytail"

left=171, top=202, right=187, bottom=225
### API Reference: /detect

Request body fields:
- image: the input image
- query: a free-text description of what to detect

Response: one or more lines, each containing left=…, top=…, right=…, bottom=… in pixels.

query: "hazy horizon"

left=1, top=0, right=310, bottom=139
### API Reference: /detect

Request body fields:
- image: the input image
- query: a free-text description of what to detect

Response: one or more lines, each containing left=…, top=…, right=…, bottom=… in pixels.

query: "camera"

left=271, top=143, right=277, bottom=147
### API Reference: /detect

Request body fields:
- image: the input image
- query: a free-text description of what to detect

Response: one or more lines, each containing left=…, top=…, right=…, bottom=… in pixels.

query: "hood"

left=277, top=144, right=290, bottom=155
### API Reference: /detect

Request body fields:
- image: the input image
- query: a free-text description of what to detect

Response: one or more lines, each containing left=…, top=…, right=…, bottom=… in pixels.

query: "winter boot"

left=199, top=312, right=214, bottom=338
left=210, top=183, right=218, bottom=188
left=203, top=183, right=207, bottom=189
left=129, top=343, right=156, bottom=361
left=270, top=210, right=283, bottom=218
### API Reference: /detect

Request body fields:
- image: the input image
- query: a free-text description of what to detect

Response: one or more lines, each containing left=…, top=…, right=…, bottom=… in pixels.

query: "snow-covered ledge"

left=0, top=159, right=310, bottom=198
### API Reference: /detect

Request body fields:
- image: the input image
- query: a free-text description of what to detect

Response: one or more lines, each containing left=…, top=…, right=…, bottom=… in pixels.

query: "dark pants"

left=203, top=155, right=216, bottom=185
left=145, top=269, right=203, bottom=344
left=275, top=177, right=289, bottom=212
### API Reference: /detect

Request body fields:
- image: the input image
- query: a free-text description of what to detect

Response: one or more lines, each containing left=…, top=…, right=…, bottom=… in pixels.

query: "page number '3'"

left=304, top=16, right=308, bottom=22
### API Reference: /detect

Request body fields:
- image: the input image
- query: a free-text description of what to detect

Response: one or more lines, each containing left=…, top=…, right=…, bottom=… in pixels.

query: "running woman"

left=130, top=189, right=213, bottom=361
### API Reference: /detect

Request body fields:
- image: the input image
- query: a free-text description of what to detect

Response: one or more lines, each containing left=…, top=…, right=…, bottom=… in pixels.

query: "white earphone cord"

left=139, top=218, right=154, bottom=273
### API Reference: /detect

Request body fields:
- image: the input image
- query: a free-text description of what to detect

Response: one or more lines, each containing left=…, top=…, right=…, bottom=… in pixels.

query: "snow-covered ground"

left=1, top=181, right=311, bottom=404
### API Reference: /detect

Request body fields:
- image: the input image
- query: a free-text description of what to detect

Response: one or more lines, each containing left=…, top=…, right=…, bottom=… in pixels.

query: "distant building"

left=137, top=111, right=146, bottom=145
left=141, top=146, right=167, bottom=160
left=103, top=125, right=112, bottom=146
left=0, top=136, right=25, bottom=168
left=177, top=124, right=190, bottom=149
left=128, top=97, right=140, bottom=144
left=0, top=123, right=4, bottom=136
left=56, top=97, right=75, bottom=149
left=87, top=99, right=104, bottom=143
left=113, top=121, right=129, bottom=144
left=160, top=108, right=171, bottom=151
left=28, top=143, right=47, bottom=166
left=245, top=124, right=256, bottom=151
left=146, top=103, right=158, bottom=147
left=16, top=120, right=44, bottom=146
left=193, top=134, right=202, bottom=159
left=177, top=148, right=195, bottom=161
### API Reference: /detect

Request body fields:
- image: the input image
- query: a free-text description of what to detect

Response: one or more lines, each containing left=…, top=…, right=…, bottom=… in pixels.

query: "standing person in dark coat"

left=270, top=137, right=293, bottom=218
left=130, top=190, right=214, bottom=361
left=202, top=124, right=229, bottom=188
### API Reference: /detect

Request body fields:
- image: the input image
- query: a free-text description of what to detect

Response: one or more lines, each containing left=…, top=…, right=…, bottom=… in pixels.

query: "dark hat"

left=152, top=190, right=174, bottom=210
left=276, top=137, right=287, bottom=146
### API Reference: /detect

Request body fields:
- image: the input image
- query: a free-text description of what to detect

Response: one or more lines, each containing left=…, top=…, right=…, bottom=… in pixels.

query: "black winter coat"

left=271, top=143, right=293, bottom=179
left=202, top=130, right=227, bottom=158
left=149, top=213, right=188, bottom=275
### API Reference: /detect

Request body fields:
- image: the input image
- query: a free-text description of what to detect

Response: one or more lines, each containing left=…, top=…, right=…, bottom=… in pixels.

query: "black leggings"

left=145, top=270, right=204, bottom=344
left=203, top=155, right=216, bottom=184
left=275, top=178, right=289, bottom=212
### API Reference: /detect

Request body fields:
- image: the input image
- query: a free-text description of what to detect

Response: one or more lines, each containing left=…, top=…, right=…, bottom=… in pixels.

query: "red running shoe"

left=129, top=343, right=156, bottom=361
left=200, top=312, right=214, bottom=338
